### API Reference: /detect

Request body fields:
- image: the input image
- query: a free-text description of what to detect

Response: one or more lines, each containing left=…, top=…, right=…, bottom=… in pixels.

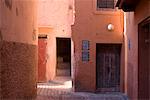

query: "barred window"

left=97, top=0, right=115, bottom=9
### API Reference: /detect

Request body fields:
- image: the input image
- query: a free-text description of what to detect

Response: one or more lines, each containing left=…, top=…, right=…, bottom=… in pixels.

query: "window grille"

left=97, top=0, right=116, bottom=9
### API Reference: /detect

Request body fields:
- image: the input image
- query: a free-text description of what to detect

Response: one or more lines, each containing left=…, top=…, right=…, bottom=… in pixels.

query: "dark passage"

left=56, top=38, right=71, bottom=76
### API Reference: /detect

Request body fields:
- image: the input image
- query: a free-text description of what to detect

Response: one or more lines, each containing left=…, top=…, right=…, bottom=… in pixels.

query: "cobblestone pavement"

left=36, top=77, right=128, bottom=100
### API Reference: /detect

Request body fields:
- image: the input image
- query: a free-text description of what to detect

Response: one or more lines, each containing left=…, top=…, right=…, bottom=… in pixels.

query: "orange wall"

left=124, top=0, right=150, bottom=99
left=38, top=0, right=74, bottom=80
left=72, top=0, right=124, bottom=92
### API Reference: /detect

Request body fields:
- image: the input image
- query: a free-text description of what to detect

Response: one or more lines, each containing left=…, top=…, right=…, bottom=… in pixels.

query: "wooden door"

left=38, top=38, right=47, bottom=82
left=96, top=44, right=121, bottom=92
left=138, top=20, right=150, bottom=99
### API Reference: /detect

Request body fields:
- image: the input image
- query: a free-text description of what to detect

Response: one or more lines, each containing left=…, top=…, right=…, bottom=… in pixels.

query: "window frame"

left=97, top=0, right=115, bottom=9
left=92, top=0, right=120, bottom=15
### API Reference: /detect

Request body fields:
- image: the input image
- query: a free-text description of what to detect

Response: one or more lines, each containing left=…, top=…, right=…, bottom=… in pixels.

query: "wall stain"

left=16, top=7, right=18, bottom=16
left=32, top=29, right=37, bottom=41
left=4, top=0, right=12, bottom=10
left=0, top=30, right=3, bottom=41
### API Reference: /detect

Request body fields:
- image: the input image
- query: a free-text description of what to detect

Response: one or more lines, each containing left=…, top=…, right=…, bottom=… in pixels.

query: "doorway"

left=38, top=35, right=48, bottom=82
left=96, top=44, right=121, bottom=92
left=138, top=18, right=150, bottom=99
left=56, top=38, right=71, bottom=76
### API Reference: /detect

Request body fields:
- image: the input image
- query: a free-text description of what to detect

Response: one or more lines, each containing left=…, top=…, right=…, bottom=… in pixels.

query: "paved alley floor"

left=36, top=76, right=128, bottom=100
left=36, top=76, right=72, bottom=100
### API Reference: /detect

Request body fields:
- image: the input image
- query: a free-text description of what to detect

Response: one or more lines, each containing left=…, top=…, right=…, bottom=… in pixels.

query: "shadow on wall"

left=4, top=0, right=12, bottom=10
left=0, top=30, right=3, bottom=41
left=127, top=62, right=134, bottom=99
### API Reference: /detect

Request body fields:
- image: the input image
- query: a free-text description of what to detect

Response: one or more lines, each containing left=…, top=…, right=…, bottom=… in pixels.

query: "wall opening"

left=56, top=38, right=71, bottom=77
left=96, top=44, right=121, bottom=92
left=37, top=37, right=73, bottom=95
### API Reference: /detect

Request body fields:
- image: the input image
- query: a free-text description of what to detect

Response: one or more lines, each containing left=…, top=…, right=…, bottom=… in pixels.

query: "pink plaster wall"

left=38, top=0, right=74, bottom=80
left=124, top=0, right=150, bottom=99
left=0, top=0, right=38, bottom=98
left=72, top=0, right=124, bottom=92
left=0, top=0, right=38, bottom=45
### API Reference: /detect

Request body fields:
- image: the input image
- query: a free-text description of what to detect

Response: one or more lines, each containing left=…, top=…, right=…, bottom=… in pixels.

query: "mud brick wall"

left=0, top=40, right=37, bottom=99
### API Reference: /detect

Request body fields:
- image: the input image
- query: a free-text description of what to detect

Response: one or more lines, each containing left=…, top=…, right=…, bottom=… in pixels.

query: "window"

left=97, top=0, right=115, bottom=9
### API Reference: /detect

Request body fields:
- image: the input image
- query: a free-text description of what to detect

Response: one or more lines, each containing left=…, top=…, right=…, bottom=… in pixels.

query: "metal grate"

left=97, top=0, right=115, bottom=9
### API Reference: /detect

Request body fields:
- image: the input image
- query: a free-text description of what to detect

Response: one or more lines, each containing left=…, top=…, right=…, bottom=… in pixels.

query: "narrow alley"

left=36, top=77, right=128, bottom=100
left=0, top=0, right=149, bottom=100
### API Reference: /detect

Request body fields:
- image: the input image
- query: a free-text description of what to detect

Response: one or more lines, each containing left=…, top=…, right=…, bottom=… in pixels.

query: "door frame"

left=138, top=16, right=150, bottom=99
left=56, top=37, right=72, bottom=76
left=96, top=43, right=123, bottom=92
left=38, top=34, right=48, bottom=82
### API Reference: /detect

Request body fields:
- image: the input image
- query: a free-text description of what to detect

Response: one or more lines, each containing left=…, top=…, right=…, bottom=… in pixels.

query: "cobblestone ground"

left=36, top=77, right=128, bottom=100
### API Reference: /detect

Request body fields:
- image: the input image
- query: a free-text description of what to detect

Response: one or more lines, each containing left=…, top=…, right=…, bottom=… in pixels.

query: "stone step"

left=61, top=92, right=128, bottom=100
left=57, top=63, right=70, bottom=69
left=56, top=69, right=71, bottom=76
